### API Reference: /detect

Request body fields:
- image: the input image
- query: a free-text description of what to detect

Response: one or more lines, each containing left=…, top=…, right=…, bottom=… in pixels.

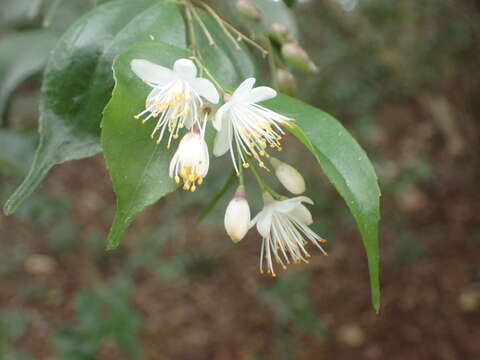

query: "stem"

left=250, top=163, right=284, bottom=200
left=189, top=4, right=217, bottom=47
left=193, top=0, right=268, bottom=56
left=191, top=55, right=226, bottom=93
left=265, top=37, right=279, bottom=89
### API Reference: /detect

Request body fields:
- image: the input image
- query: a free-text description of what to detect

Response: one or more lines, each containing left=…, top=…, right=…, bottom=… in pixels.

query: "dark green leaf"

left=101, top=42, right=189, bottom=249
left=254, top=0, right=299, bottom=39
left=196, top=171, right=237, bottom=223
left=265, top=94, right=381, bottom=312
left=0, top=30, right=56, bottom=122
left=4, top=0, right=186, bottom=215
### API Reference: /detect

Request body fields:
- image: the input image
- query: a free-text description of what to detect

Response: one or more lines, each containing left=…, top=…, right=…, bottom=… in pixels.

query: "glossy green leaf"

left=197, top=171, right=237, bottom=223
left=193, top=9, right=256, bottom=90
left=265, top=94, right=381, bottom=312
left=0, top=30, right=56, bottom=122
left=4, top=0, right=186, bottom=215
left=102, top=42, right=190, bottom=249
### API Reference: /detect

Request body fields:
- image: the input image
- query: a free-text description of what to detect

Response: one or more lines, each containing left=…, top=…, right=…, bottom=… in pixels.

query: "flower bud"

left=224, top=186, right=251, bottom=243
left=276, top=68, right=297, bottom=96
left=269, top=22, right=292, bottom=44
left=281, top=42, right=318, bottom=74
left=270, top=158, right=306, bottom=195
left=236, top=0, right=261, bottom=21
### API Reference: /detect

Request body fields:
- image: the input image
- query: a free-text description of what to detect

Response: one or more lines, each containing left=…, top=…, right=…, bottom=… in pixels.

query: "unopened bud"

left=270, top=158, right=306, bottom=194
left=236, top=0, right=261, bottom=21
left=224, top=186, right=251, bottom=243
left=276, top=69, right=297, bottom=96
left=269, top=22, right=292, bottom=44
left=281, top=42, right=318, bottom=74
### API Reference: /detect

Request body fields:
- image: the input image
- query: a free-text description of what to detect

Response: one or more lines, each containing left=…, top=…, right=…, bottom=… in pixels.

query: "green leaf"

left=0, top=0, right=43, bottom=26
left=196, top=171, right=237, bottom=223
left=4, top=0, right=186, bottom=215
left=193, top=9, right=256, bottom=89
left=265, top=94, right=381, bottom=312
left=101, top=41, right=190, bottom=249
left=254, top=0, right=299, bottom=39
left=0, top=30, right=56, bottom=122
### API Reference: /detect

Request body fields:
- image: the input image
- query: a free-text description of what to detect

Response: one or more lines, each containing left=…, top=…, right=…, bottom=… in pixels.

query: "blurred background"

left=1, top=0, right=479, bottom=359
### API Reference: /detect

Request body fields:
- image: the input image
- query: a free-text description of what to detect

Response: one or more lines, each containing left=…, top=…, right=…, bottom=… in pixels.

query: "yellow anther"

left=190, top=185, right=196, bottom=192
left=197, top=177, right=203, bottom=185
left=243, top=163, right=250, bottom=168
left=175, top=176, right=180, bottom=184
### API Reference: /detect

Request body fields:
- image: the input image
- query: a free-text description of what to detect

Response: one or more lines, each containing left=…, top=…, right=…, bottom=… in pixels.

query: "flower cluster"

left=131, top=57, right=327, bottom=276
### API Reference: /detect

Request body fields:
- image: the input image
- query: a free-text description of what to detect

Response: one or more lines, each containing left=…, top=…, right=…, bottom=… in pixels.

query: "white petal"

left=213, top=102, right=231, bottom=131
left=289, top=204, right=313, bottom=225
left=173, top=58, right=197, bottom=79
left=200, top=139, right=210, bottom=177
left=274, top=196, right=313, bottom=213
left=146, top=87, right=162, bottom=107
left=213, top=122, right=231, bottom=157
left=231, top=78, right=256, bottom=102
left=256, top=210, right=272, bottom=238
left=130, top=59, right=174, bottom=86
left=168, top=152, right=179, bottom=178
left=190, top=78, right=219, bottom=104
left=245, top=86, right=277, bottom=104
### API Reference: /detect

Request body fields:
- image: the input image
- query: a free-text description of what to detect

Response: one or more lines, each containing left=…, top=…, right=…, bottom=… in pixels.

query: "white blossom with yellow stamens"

left=169, top=123, right=210, bottom=192
left=250, top=194, right=327, bottom=277
left=212, top=78, right=293, bottom=174
left=130, top=58, right=219, bottom=147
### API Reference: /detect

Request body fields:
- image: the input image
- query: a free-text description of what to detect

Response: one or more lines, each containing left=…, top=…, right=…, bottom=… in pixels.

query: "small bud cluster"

left=233, top=2, right=318, bottom=95
left=223, top=157, right=327, bottom=277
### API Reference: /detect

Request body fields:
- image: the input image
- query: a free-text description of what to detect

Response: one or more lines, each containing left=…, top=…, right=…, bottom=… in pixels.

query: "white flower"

left=224, top=186, right=251, bottom=243
left=169, top=125, right=209, bottom=192
left=270, top=157, right=306, bottom=195
left=212, top=78, right=294, bottom=174
left=131, top=58, right=219, bottom=147
left=250, top=194, right=327, bottom=277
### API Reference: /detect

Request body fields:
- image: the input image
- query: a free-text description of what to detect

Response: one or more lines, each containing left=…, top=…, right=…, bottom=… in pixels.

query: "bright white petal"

left=245, top=86, right=277, bottom=104
left=213, top=103, right=231, bottom=131
left=249, top=212, right=261, bottom=228
left=256, top=210, right=272, bottom=238
left=274, top=196, right=313, bottom=214
left=289, top=204, right=313, bottom=225
left=168, top=152, right=179, bottom=178
left=231, top=78, right=256, bottom=102
left=130, top=59, right=174, bottom=86
left=145, top=87, right=162, bottom=107
left=213, top=123, right=231, bottom=157
left=190, top=78, right=219, bottom=104
left=173, top=58, right=197, bottom=79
